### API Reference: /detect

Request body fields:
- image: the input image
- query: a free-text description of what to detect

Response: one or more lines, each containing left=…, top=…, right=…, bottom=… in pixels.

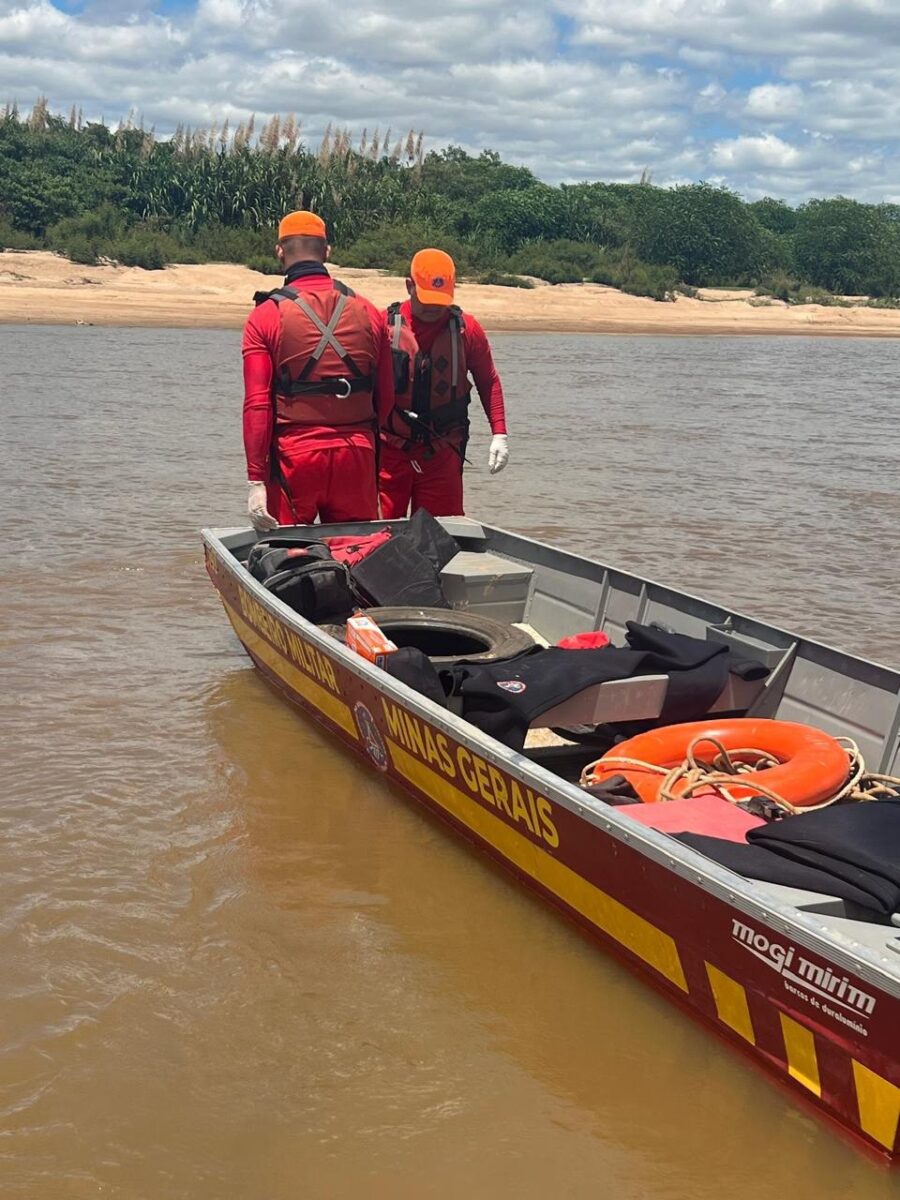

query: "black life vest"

left=383, top=303, right=471, bottom=450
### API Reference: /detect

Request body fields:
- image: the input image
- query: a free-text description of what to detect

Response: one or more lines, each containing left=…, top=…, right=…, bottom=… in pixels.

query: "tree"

left=793, top=197, right=900, bottom=296
left=748, top=197, right=798, bottom=236
left=419, top=147, right=536, bottom=206
left=471, top=184, right=567, bottom=253
left=631, top=183, right=772, bottom=285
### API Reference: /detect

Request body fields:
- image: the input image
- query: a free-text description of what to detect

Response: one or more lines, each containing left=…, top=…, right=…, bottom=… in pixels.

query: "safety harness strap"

left=279, top=375, right=374, bottom=397
left=449, top=311, right=460, bottom=394
left=292, top=291, right=349, bottom=364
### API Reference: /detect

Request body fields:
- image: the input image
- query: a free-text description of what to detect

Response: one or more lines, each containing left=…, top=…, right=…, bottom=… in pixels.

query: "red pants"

left=267, top=441, right=378, bottom=525
left=378, top=443, right=464, bottom=518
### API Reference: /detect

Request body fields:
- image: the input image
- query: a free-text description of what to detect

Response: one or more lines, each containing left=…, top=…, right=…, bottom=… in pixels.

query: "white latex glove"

left=247, top=481, right=278, bottom=532
left=488, top=434, right=509, bottom=475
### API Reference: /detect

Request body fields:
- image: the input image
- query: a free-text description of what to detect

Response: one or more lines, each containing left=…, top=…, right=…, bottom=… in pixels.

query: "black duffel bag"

left=247, top=536, right=331, bottom=581
left=247, top=537, right=355, bottom=623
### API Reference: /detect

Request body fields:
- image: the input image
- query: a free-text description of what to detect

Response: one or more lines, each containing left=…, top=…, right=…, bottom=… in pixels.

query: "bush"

left=113, top=234, right=169, bottom=269
left=591, top=246, right=679, bottom=301
left=475, top=270, right=534, bottom=288
left=507, top=239, right=603, bottom=283
left=65, top=235, right=100, bottom=265
left=166, top=244, right=207, bottom=264
left=337, top=220, right=491, bottom=276
left=755, top=270, right=801, bottom=302
left=794, top=286, right=842, bottom=305
left=47, top=204, right=124, bottom=257
left=246, top=254, right=283, bottom=275
left=184, top=223, right=274, bottom=264
left=0, top=219, right=41, bottom=250
left=754, top=272, right=847, bottom=305
left=47, top=205, right=172, bottom=267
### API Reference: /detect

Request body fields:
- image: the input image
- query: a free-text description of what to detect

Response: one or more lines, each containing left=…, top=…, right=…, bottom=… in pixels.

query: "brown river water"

left=1, top=325, right=899, bottom=1199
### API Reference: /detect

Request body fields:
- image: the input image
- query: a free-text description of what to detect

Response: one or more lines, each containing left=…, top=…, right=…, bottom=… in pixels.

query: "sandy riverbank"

left=2, top=250, right=900, bottom=337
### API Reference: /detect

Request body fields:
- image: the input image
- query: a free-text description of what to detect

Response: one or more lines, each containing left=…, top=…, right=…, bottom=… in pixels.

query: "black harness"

left=386, top=302, right=471, bottom=454
left=255, top=279, right=373, bottom=398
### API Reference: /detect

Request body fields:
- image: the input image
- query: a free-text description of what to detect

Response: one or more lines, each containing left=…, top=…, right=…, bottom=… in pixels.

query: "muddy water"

left=1, top=325, right=898, bottom=1199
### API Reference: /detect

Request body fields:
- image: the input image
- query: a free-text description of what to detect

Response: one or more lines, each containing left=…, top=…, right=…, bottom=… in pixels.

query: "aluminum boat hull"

left=202, top=521, right=900, bottom=1159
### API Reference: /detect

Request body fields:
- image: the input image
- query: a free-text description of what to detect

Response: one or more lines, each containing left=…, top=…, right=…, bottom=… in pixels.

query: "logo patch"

left=496, top=680, right=526, bottom=694
left=432, top=276, right=445, bottom=287
left=354, top=701, right=389, bottom=771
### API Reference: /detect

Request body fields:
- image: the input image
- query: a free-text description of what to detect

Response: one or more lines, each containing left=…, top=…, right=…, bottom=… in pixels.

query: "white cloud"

left=1, top=0, right=899, bottom=202
left=712, top=132, right=803, bottom=171
left=745, top=83, right=805, bottom=121
left=563, top=0, right=900, bottom=63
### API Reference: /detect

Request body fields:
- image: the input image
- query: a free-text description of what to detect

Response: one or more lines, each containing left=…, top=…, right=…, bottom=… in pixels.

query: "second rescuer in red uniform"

left=242, top=210, right=394, bottom=530
left=379, top=248, right=509, bottom=518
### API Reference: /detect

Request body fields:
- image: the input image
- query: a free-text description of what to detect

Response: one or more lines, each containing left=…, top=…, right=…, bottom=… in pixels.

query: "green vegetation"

left=2, top=99, right=900, bottom=303
left=476, top=271, right=535, bottom=289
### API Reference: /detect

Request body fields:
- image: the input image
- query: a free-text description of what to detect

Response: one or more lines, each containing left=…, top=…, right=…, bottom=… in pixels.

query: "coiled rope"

left=580, top=733, right=900, bottom=815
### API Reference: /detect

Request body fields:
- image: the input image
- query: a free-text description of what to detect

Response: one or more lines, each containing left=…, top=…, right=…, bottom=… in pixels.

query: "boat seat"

left=530, top=669, right=768, bottom=730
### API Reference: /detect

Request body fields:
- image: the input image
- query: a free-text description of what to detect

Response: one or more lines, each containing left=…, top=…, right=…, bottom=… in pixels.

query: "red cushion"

left=620, top=794, right=764, bottom=841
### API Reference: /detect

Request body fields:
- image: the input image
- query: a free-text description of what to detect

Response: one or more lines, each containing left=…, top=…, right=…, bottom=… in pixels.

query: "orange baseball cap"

left=410, top=248, right=455, bottom=306
left=278, top=210, right=327, bottom=240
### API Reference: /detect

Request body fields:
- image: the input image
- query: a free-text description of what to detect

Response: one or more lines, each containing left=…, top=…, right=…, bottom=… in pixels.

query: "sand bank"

left=2, top=251, right=900, bottom=338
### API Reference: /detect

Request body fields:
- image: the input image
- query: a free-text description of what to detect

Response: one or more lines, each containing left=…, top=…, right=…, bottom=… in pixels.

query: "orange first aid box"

left=345, top=613, right=398, bottom=668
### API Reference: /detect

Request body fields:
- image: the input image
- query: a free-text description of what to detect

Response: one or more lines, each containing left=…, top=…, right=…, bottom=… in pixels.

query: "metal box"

left=440, top=551, right=533, bottom=624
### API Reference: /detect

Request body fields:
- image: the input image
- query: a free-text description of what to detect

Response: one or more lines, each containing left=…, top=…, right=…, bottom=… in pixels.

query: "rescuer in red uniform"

left=379, top=248, right=509, bottom=518
left=242, top=210, right=395, bottom=531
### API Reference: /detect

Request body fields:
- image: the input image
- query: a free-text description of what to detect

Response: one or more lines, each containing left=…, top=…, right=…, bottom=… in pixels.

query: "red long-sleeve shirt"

left=393, top=300, right=507, bottom=435
left=242, top=272, right=395, bottom=481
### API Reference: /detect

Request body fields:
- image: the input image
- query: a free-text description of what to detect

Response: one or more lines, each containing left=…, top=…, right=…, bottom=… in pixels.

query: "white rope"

left=580, top=732, right=900, bottom=814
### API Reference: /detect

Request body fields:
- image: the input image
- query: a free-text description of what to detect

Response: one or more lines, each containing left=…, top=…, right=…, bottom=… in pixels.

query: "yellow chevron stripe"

left=852, top=1059, right=900, bottom=1151
left=779, top=1013, right=821, bottom=1096
left=387, top=738, right=687, bottom=992
left=705, top=962, right=755, bottom=1044
left=224, top=601, right=358, bottom=741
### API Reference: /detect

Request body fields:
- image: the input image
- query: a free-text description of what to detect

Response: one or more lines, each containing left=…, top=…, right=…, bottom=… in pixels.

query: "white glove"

left=247, top=481, right=278, bottom=532
left=488, top=434, right=509, bottom=475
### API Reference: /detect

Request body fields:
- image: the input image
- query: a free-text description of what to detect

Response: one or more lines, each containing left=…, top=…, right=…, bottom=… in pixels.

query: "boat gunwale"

left=484, top=520, right=900, bottom=684
left=201, top=523, right=900, bottom=996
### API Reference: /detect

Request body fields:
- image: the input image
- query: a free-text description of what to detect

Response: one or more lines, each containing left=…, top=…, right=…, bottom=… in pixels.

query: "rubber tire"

left=322, top=606, right=535, bottom=667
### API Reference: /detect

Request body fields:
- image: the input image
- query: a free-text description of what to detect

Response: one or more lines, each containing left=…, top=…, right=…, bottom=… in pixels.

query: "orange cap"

left=278, top=210, right=327, bottom=240
left=410, top=248, right=455, bottom=306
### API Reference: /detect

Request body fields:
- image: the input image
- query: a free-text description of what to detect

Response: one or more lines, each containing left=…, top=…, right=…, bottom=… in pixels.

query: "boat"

left=202, top=515, right=900, bottom=1159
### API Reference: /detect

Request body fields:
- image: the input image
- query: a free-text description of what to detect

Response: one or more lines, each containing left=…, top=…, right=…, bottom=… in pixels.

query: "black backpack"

left=247, top=537, right=355, bottom=623
left=348, top=510, right=457, bottom=608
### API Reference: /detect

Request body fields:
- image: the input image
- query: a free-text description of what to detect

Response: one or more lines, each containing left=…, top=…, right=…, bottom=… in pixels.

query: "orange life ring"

left=585, top=718, right=850, bottom=808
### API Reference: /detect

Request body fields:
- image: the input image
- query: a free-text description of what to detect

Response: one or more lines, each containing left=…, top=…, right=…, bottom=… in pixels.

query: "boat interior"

left=213, top=515, right=900, bottom=960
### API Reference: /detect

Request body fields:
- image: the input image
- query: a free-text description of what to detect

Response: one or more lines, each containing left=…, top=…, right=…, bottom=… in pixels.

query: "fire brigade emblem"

left=354, top=701, right=389, bottom=770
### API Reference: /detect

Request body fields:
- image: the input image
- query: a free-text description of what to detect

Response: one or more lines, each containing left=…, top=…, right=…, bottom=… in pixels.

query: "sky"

left=2, top=0, right=899, bottom=203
